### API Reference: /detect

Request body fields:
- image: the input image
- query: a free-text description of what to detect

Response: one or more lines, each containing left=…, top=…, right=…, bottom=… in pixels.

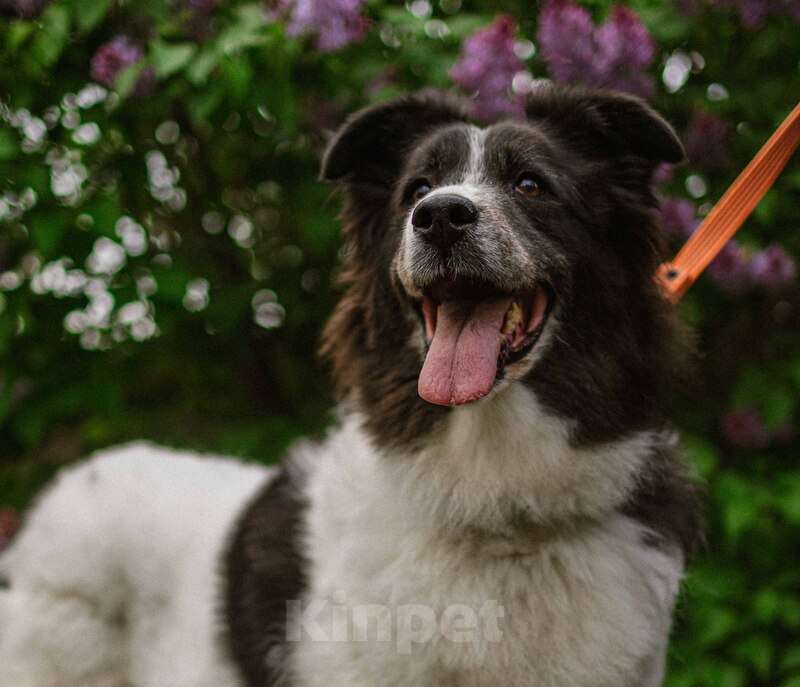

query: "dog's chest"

left=288, top=415, right=683, bottom=687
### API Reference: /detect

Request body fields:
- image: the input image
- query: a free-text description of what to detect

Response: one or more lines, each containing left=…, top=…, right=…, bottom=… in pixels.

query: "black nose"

left=411, top=193, right=478, bottom=252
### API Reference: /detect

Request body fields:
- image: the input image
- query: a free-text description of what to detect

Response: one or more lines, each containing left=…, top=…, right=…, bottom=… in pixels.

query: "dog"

left=0, top=84, right=703, bottom=687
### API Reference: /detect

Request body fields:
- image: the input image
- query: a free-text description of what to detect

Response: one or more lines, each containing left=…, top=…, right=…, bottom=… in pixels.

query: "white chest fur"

left=290, top=387, right=684, bottom=687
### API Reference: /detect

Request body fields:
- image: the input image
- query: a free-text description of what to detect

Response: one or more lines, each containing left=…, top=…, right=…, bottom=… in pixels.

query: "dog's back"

left=0, top=442, right=271, bottom=687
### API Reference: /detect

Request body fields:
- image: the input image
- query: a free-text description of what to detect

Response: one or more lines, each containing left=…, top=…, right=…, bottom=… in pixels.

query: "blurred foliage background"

left=0, top=0, right=799, bottom=685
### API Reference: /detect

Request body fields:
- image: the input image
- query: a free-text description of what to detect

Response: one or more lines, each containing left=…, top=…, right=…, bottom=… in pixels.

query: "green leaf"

left=115, top=62, right=145, bottom=99
left=217, top=3, right=269, bottom=54
left=634, top=2, right=691, bottom=43
left=696, top=606, right=738, bottom=647
left=752, top=588, right=781, bottom=624
left=220, top=55, right=254, bottom=103
left=781, top=645, right=800, bottom=673
left=74, top=0, right=115, bottom=32
left=753, top=188, right=780, bottom=224
left=783, top=597, right=800, bottom=630
left=0, top=128, right=18, bottom=162
left=187, top=48, right=222, bottom=85
left=188, top=82, right=227, bottom=122
left=761, top=386, right=795, bottom=430
left=718, top=665, right=746, bottom=687
left=6, top=21, right=36, bottom=52
left=717, top=474, right=762, bottom=543
left=30, top=5, right=70, bottom=67
left=683, top=434, right=719, bottom=478
left=151, top=41, right=197, bottom=79
left=28, top=210, right=69, bottom=256
left=732, top=635, right=773, bottom=679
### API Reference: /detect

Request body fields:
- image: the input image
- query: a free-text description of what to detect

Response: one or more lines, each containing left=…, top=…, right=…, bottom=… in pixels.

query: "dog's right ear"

left=320, top=91, right=470, bottom=190
left=525, top=84, right=685, bottom=166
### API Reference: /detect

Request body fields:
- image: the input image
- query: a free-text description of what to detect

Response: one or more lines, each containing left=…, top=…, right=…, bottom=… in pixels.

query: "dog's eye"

left=514, top=175, right=543, bottom=198
left=409, top=180, right=432, bottom=203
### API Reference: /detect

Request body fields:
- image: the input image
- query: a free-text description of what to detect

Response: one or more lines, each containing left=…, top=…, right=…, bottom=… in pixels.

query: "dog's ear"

left=526, top=84, right=685, bottom=165
left=321, top=91, right=470, bottom=189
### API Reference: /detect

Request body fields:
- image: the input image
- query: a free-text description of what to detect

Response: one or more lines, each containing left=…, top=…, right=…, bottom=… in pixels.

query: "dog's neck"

left=320, top=384, right=663, bottom=540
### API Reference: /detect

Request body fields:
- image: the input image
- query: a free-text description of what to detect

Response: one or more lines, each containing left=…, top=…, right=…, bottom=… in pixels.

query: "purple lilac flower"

left=277, top=0, right=368, bottom=52
left=749, top=244, right=797, bottom=289
left=0, top=507, right=19, bottom=551
left=0, top=0, right=50, bottom=18
left=592, top=6, right=656, bottom=96
left=652, top=163, right=675, bottom=185
left=659, top=197, right=699, bottom=238
left=537, top=1, right=596, bottom=85
left=684, top=111, right=731, bottom=169
left=708, top=241, right=752, bottom=293
left=721, top=408, right=770, bottom=450
left=536, top=1, right=656, bottom=98
left=90, top=36, right=155, bottom=95
left=735, top=0, right=772, bottom=25
left=450, top=15, right=526, bottom=122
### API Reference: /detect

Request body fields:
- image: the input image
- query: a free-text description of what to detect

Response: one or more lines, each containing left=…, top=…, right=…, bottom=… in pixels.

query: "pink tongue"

left=418, top=297, right=513, bottom=406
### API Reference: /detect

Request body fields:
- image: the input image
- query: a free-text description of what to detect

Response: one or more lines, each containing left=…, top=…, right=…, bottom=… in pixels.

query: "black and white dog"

left=0, top=84, right=703, bottom=687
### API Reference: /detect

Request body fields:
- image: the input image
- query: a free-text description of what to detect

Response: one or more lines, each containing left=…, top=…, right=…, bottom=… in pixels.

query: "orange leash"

left=657, top=102, right=800, bottom=304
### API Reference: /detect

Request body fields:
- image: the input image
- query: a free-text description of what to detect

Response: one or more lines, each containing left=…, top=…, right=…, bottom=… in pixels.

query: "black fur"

left=622, top=444, right=706, bottom=559
left=222, top=468, right=307, bottom=687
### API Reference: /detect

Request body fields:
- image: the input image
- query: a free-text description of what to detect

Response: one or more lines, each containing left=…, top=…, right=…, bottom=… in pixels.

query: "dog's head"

left=321, top=84, right=687, bottom=449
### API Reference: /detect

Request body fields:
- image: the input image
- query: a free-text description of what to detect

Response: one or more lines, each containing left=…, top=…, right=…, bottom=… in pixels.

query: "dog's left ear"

left=526, top=85, right=685, bottom=165
left=321, top=91, right=470, bottom=189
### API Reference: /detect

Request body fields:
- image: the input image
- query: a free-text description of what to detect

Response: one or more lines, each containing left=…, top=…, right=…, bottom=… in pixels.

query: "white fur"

left=291, top=386, right=683, bottom=687
left=0, top=442, right=272, bottom=687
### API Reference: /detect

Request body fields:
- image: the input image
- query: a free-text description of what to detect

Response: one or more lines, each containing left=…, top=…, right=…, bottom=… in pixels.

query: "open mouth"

left=415, top=278, right=553, bottom=407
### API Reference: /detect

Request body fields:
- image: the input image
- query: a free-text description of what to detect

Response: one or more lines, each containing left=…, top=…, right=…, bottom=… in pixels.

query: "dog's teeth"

left=501, top=301, right=523, bottom=336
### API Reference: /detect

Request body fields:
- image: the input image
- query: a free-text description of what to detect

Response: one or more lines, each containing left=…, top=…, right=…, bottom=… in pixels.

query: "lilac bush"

left=652, top=163, right=675, bottom=185
left=707, top=241, right=752, bottom=293
left=450, top=15, right=525, bottom=121
left=537, top=0, right=655, bottom=97
left=536, top=1, right=596, bottom=86
left=592, top=6, right=656, bottom=96
left=684, top=110, right=732, bottom=169
left=90, top=36, right=154, bottom=95
left=277, top=0, right=368, bottom=52
left=749, top=243, right=797, bottom=289
left=659, top=197, right=700, bottom=238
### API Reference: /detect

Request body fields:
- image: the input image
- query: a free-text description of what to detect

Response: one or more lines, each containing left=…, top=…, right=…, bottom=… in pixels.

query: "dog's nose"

left=411, top=194, right=478, bottom=252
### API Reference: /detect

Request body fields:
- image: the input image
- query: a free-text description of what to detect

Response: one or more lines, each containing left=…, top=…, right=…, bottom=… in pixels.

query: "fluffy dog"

left=0, top=84, right=703, bottom=687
